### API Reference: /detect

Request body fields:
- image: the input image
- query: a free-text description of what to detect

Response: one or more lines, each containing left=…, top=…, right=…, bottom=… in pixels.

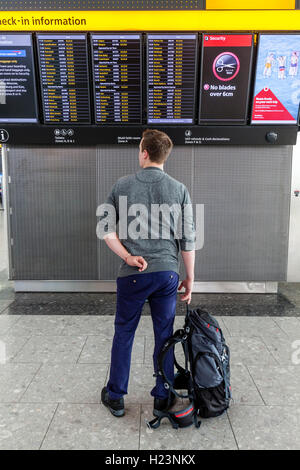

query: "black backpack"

left=147, top=306, right=232, bottom=430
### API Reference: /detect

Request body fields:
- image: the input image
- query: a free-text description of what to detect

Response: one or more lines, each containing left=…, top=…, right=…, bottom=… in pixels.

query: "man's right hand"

left=178, top=278, right=194, bottom=304
left=125, top=255, right=148, bottom=272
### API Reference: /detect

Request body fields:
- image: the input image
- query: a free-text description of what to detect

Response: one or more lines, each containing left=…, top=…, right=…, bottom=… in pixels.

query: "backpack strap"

left=157, top=329, right=193, bottom=400
left=146, top=404, right=201, bottom=430
left=146, top=412, right=179, bottom=430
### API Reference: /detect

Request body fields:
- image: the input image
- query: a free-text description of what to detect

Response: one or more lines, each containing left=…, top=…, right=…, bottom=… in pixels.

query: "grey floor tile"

left=0, top=363, right=41, bottom=403
left=230, top=364, right=264, bottom=405
left=222, top=316, right=285, bottom=338
left=140, top=405, right=237, bottom=450
left=228, top=406, right=300, bottom=450
left=136, top=316, right=153, bottom=335
left=9, top=315, right=69, bottom=336
left=0, top=335, right=30, bottom=363
left=273, top=317, right=300, bottom=338
left=127, top=364, right=156, bottom=404
left=247, top=365, right=300, bottom=405
left=144, top=336, right=154, bottom=365
left=20, top=363, right=108, bottom=404
left=174, top=315, right=186, bottom=331
left=13, top=335, right=87, bottom=364
left=248, top=365, right=300, bottom=389
left=260, top=334, right=300, bottom=366
left=62, top=316, right=115, bottom=336
left=78, top=335, right=145, bottom=364
left=0, top=300, right=13, bottom=314
left=41, top=403, right=140, bottom=450
left=0, top=315, right=21, bottom=336
left=226, top=335, right=277, bottom=365
left=0, top=403, right=57, bottom=450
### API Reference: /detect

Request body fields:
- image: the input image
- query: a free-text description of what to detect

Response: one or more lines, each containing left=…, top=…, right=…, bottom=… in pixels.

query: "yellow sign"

left=0, top=10, right=299, bottom=31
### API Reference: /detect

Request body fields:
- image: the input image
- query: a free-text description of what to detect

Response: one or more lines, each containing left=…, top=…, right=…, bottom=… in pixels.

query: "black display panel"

left=0, top=33, right=38, bottom=123
left=37, top=34, right=91, bottom=123
left=91, top=34, right=142, bottom=124
left=199, top=34, right=253, bottom=124
left=147, top=34, right=197, bottom=124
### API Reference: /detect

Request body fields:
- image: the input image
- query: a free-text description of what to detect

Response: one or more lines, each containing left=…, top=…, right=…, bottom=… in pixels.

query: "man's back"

left=107, top=167, right=195, bottom=277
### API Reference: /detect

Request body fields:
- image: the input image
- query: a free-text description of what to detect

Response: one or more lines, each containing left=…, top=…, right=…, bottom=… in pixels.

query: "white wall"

left=287, top=134, right=300, bottom=281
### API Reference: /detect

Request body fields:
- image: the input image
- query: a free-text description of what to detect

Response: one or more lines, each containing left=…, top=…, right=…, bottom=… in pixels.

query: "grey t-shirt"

left=102, top=166, right=195, bottom=277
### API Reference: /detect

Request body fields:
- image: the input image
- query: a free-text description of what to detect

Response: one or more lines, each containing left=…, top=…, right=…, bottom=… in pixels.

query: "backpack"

left=147, top=306, right=232, bottom=430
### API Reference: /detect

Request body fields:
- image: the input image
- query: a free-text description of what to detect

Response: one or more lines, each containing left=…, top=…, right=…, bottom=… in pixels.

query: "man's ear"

left=142, top=149, right=148, bottom=161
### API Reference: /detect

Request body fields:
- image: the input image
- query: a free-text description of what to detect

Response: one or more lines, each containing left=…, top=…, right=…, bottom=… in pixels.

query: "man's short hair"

left=141, top=129, right=173, bottom=164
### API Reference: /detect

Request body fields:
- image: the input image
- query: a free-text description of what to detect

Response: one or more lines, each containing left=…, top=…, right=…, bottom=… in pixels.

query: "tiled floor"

left=0, top=313, right=299, bottom=450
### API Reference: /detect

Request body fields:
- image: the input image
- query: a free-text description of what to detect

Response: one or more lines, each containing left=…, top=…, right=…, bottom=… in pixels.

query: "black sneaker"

left=101, top=387, right=125, bottom=417
left=153, top=393, right=176, bottom=416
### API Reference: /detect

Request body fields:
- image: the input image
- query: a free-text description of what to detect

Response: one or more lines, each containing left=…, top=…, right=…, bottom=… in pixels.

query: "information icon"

left=0, top=129, right=9, bottom=142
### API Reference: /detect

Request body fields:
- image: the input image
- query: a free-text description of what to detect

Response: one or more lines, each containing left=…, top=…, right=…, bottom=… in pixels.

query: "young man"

left=100, top=129, right=195, bottom=418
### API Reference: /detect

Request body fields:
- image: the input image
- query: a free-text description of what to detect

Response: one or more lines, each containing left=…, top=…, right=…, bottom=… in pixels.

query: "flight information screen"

left=37, top=34, right=91, bottom=123
left=0, top=34, right=38, bottom=123
left=147, top=34, right=197, bottom=124
left=91, top=34, right=142, bottom=124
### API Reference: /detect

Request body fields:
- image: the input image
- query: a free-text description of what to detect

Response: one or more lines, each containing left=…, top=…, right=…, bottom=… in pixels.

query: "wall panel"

left=7, top=145, right=292, bottom=282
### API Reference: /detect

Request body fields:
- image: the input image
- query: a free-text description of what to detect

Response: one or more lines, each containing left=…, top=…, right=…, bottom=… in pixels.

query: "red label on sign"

left=203, top=34, right=253, bottom=47
left=252, top=87, right=296, bottom=123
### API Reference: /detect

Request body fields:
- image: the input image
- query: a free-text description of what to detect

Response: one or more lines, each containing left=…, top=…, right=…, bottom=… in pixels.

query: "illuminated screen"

left=147, top=34, right=197, bottom=124
left=37, top=34, right=91, bottom=123
left=0, top=34, right=38, bottom=123
left=199, top=34, right=253, bottom=124
left=91, top=34, right=142, bottom=124
left=251, top=34, right=300, bottom=125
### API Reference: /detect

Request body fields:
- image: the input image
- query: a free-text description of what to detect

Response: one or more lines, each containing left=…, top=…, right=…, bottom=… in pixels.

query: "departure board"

left=147, top=34, right=197, bottom=124
left=0, top=34, right=38, bottom=123
left=37, top=34, right=91, bottom=123
left=91, top=34, right=142, bottom=124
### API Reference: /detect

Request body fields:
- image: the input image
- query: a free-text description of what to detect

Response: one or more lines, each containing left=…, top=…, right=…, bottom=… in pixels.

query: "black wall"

left=0, top=0, right=206, bottom=10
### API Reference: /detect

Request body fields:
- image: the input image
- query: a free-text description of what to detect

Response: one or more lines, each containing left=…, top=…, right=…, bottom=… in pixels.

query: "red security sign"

left=199, top=34, right=254, bottom=124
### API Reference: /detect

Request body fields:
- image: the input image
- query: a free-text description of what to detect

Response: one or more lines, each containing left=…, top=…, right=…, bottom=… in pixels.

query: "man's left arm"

left=178, top=186, right=196, bottom=303
left=100, top=180, right=148, bottom=271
